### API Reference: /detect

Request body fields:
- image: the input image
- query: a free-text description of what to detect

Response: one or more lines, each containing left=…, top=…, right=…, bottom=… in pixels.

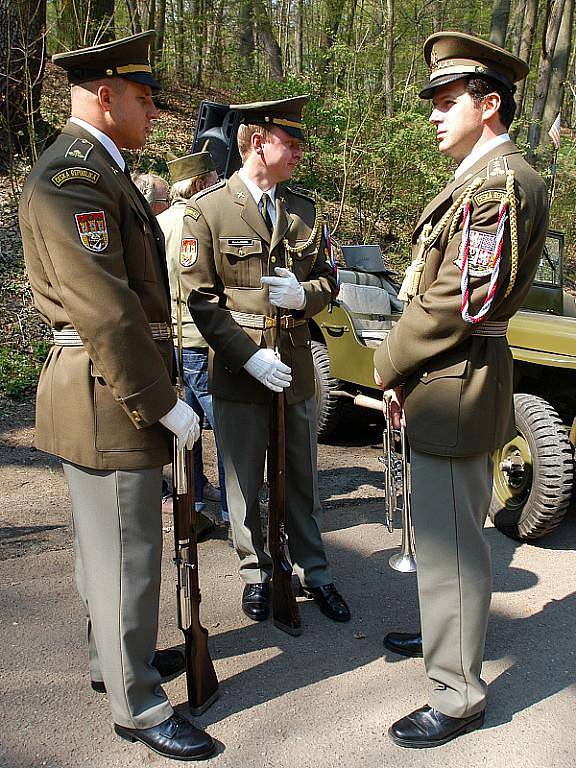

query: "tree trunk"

left=126, top=0, right=143, bottom=33
left=383, top=0, right=394, bottom=118
left=512, top=0, right=539, bottom=131
left=319, top=0, right=344, bottom=92
left=176, top=0, right=184, bottom=75
left=295, top=0, right=303, bottom=75
left=89, top=0, right=115, bottom=42
left=0, top=0, right=48, bottom=168
left=253, top=0, right=283, bottom=80
left=543, top=0, right=573, bottom=132
left=489, top=0, right=511, bottom=47
left=527, top=0, right=566, bottom=157
left=156, top=0, right=167, bottom=70
left=239, top=0, right=255, bottom=73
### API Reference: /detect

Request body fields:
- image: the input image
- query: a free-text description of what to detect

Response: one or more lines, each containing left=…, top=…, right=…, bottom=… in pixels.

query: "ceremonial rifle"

left=172, top=279, right=219, bottom=714
left=267, top=307, right=302, bottom=636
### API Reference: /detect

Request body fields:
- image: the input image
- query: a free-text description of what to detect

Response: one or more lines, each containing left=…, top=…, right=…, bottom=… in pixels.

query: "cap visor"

left=123, top=71, right=161, bottom=93
left=419, top=73, right=468, bottom=99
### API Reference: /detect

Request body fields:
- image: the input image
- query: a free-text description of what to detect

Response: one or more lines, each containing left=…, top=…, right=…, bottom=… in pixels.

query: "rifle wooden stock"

left=267, top=308, right=302, bottom=637
left=173, top=443, right=219, bottom=714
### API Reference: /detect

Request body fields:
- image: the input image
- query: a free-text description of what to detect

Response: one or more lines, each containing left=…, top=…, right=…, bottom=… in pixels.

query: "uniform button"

left=238, top=249, right=244, bottom=256
left=131, top=410, right=142, bottom=422
left=271, top=256, right=277, bottom=264
left=422, top=372, right=428, bottom=378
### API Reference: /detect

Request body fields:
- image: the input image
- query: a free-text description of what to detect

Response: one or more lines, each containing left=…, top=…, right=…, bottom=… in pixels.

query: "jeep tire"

left=489, top=393, right=574, bottom=540
left=311, top=340, right=344, bottom=441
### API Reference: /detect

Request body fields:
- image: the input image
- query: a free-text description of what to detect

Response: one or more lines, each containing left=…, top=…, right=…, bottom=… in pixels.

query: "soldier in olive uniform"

left=374, top=33, right=549, bottom=748
left=179, top=98, right=350, bottom=625
left=18, top=32, right=214, bottom=761
left=158, top=151, right=229, bottom=526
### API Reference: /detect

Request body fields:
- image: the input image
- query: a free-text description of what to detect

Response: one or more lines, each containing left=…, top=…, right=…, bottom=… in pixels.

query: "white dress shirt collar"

left=454, top=133, right=510, bottom=180
left=238, top=167, right=277, bottom=207
left=70, top=117, right=126, bottom=171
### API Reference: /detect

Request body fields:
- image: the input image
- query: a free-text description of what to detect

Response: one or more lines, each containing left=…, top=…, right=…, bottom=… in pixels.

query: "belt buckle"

left=264, top=316, right=276, bottom=330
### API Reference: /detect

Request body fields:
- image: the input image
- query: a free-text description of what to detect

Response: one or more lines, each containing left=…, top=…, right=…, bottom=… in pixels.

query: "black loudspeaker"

left=192, top=101, right=242, bottom=179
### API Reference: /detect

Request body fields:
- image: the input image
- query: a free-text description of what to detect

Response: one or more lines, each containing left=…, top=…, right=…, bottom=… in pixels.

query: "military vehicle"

left=308, top=235, right=576, bottom=541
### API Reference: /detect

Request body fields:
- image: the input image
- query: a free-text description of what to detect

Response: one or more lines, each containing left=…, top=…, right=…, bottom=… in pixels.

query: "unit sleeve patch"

left=185, top=206, right=201, bottom=221
left=472, top=188, right=506, bottom=207
left=75, top=211, right=109, bottom=252
left=180, top=238, right=198, bottom=267
left=455, top=230, right=498, bottom=276
left=51, top=168, right=100, bottom=187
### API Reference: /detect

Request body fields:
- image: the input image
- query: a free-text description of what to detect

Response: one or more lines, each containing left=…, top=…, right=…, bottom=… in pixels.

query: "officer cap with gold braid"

left=52, top=31, right=160, bottom=92
left=166, top=151, right=215, bottom=184
left=419, top=31, right=529, bottom=99
left=230, top=96, right=309, bottom=140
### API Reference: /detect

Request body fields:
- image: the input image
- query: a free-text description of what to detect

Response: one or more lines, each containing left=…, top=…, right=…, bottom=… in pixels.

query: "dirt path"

left=1, top=401, right=575, bottom=768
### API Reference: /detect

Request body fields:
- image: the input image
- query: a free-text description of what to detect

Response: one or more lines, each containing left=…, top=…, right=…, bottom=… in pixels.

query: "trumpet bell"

left=389, top=551, right=417, bottom=573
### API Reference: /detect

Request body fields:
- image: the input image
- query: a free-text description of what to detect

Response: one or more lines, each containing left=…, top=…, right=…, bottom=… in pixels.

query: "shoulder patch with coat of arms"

left=75, top=211, right=109, bottom=252
left=454, top=229, right=498, bottom=276
left=180, top=237, right=198, bottom=267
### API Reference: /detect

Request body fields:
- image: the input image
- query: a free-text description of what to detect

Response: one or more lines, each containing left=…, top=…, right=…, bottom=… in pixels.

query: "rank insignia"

left=65, top=139, right=94, bottom=161
left=455, top=230, right=498, bottom=276
left=180, top=238, right=198, bottom=267
left=75, top=211, right=109, bottom=252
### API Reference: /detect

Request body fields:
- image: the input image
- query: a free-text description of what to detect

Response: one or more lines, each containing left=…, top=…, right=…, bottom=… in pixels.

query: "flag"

left=548, top=113, right=561, bottom=149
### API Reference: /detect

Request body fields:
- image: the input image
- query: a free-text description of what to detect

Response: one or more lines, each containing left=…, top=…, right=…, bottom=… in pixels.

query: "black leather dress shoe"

left=383, top=631, right=423, bottom=658
left=92, top=648, right=185, bottom=693
left=302, top=583, right=351, bottom=622
left=115, top=712, right=215, bottom=760
left=389, top=705, right=485, bottom=748
left=242, top=582, right=270, bottom=621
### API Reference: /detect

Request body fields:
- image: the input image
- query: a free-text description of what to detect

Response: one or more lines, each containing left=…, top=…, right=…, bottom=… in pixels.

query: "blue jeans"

left=181, top=347, right=228, bottom=520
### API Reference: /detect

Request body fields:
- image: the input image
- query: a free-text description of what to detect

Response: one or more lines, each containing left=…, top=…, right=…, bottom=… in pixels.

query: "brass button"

left=131, top=410, right=142, bottom=422
left=238, top=248, right=244, bottom=256
left=422, top=372, right=428, bottom=378
left=270, top=256, right=277, bottom=264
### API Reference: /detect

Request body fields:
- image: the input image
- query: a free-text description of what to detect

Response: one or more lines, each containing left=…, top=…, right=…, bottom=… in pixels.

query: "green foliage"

left=0, top=339, right=50, bottom=400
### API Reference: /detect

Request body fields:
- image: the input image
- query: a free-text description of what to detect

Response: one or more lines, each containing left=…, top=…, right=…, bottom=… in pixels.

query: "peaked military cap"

left=420, top=31, right=529, bottom=99
left=229, top=96, right=309, bottom=139
left=53, top=31, right=160, bottom=92
left=166, top=151, right=215, bottom=183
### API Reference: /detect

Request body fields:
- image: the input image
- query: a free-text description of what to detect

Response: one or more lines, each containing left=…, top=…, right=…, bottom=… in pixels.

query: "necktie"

left=260, top=192, right=273, bottom=235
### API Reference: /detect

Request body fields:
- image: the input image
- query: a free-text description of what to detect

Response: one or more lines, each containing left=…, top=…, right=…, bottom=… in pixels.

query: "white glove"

left=261, top=267, right=306, bottom=310
left=160, top=398, right=201, bottom=450
left=244, top=348, right=292, bottom=392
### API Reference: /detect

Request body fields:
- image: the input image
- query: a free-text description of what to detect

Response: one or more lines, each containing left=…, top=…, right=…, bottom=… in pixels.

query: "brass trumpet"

left=332, top=391, right=416, bottom=573
left=382, top=394, right=416, bottom=573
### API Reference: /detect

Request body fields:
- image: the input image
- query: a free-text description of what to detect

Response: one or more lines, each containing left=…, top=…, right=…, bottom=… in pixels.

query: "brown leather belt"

left=229, top=310, right=307, bottom=330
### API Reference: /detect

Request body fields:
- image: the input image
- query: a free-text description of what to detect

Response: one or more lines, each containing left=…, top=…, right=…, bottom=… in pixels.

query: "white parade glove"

left=244, top=348, right=292, bottom=392
left=260, top=267, right=306, bottom=310
left=160, top=398, right=201, bottom=450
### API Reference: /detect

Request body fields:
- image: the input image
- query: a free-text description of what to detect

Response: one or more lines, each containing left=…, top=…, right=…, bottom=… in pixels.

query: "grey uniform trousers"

left=63, top=461, right=174, bottom=729
left=213, top=395, right=332, bottom=587
left=410, top=449, right=493, bottom=719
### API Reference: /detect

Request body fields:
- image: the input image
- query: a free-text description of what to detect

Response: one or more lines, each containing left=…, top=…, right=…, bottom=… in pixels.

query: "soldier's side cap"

left=52, top=31, right=160, bottom=92
left=419, top=31, right=529, bottom=99
left=166, top=151, right=214, bottom=183
left=229, top=96, right=309, bottom=139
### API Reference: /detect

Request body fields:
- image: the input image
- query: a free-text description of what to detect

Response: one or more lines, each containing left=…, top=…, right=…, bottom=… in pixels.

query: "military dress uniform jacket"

left=374, top=140, right=548, bottom=457
left=180, top=172, right=336, bottom=405
left=19, top=121, right=176, bottom=470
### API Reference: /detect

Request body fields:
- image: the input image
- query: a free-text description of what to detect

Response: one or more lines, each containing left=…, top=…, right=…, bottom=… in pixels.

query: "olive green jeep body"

left=309, top=235, right=576, bottom=541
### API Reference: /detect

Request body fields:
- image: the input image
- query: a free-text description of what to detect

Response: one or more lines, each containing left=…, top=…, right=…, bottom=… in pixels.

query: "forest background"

left=1, top=0, right=575, bottom=398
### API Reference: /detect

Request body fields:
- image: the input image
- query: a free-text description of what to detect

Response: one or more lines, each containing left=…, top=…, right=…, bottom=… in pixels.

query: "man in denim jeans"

left=158, top=151, right=229, bottom=527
